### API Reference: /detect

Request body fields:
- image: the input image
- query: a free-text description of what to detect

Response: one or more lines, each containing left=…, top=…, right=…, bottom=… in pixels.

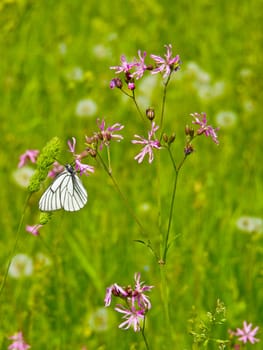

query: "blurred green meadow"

left=0, top=0, right=262, bottom=349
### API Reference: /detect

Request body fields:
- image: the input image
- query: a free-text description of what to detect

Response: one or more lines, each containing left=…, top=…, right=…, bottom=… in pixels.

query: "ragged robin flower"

left=132, top=122, right=161, bottom=163
left=104, top=273, right=153, bottom=332
left=150, top=44, right=180, bottom=79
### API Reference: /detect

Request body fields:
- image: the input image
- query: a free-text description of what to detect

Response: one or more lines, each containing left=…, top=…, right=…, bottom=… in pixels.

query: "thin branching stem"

left=120, top=88, right=146, bottom=124
left=131, top=90, right=145, bottom=123
left=162, top=150, right=187, bottom=262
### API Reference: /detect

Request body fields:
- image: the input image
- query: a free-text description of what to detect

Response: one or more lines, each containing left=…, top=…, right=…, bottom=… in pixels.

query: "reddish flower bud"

left=146, top=108, right=155, bottom=121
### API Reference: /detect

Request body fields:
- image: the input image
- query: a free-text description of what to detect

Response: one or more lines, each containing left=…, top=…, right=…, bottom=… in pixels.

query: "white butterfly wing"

left=39, top=168, right=88, bottom=212
left=61, top=174, right=88, bottom=211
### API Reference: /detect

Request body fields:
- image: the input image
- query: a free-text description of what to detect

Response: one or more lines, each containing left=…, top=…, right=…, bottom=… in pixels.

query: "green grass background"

left=0, top=0, right=262, bottom=349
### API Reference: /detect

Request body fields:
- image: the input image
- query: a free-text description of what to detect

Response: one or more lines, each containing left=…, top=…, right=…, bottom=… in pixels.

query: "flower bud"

left=110, top=78, right=123, bottom=89
left=128, top=81, right=135, bottom=90
left=185, top=125, right=194, bottom=137
left=169, top=133, right=176, bottom=144
left=146, top=108, right=155, bottom=121
left=162, top=133, right=169, bottom=143
left=184, top=143, right=194, bottom=155
left=87, top=148, right=97, bottom=157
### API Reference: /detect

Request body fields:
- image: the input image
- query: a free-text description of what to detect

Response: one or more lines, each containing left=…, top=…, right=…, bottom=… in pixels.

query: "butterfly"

left=39, top=164, right=88, bottom=212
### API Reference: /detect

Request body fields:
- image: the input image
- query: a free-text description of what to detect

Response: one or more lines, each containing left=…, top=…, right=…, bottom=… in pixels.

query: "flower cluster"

left=104, top=273, right=153, bottom=332
left=110, top=44, right=180, bottom=90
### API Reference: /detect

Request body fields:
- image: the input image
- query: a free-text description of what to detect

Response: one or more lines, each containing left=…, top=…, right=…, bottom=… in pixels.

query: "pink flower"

left=75, top=159, right=95, bottom=176
left=48, top=161, right=64, bottom=178
left=67, top=137, right=95, bottom=176
left=191, top=112, right=219, bottom=144
left=235, top=321, right=260, bottom=344
left=114, top=304, right=145, bottom=332
left=68, top=137, right=76, bottom=153
left=95, top=119, right=124, bottom=150
left=104, top=284, right=128, bottom=307
left=8, top=332, right=30, bottom=350
left=110, top=55, right=137, bottom=75
left=104, top=273, right=153, bottom=332
left=26, top=224, right=43, bottom=236
left=131, top=50, right=148, bottom=80
left=18, top=150, right=39, bottom=168
left=150, top=44, right=180, bottom=79
left=133, top=272, right=153, bottom=309
left=132, top=122, right=161, bottom=163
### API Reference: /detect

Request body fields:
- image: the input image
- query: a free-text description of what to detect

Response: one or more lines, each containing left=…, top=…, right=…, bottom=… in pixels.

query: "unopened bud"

left=169, top=133, right=176, bottom=144
left=146, top=108, right=155, bottom=121
left=128, top=81, right=135, bottom=90
left=88, top=148, right=97, bottom=157
left=184, top=143, right=194, bottom=156
left=185, top=125, right=194, bottom=138
left=162, top=133, right=169, bottom=143
left=110, top=78, right=123, bottom=89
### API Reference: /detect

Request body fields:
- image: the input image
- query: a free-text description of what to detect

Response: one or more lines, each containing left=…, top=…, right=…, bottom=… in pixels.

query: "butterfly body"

left=39, top=164, right=88, bottom=212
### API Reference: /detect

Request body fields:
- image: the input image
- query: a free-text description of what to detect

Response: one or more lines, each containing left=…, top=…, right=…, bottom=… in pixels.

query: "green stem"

left=0, top=193, right=31, bottom=297
left=131, top=90, right=147, bottom=124
left=162, top=151, right=187, bottom=263
left=141, top=317, right=150, bottom=350
left=159, top=265, right=172, bottom=343
left=160, top=72, right=172, bottom=131
left=120, top=88, right=146, bottom=124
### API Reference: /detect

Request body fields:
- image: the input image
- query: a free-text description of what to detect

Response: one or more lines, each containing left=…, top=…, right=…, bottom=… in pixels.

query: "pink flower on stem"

left=131, top=50, right=148, bottom=80
left=110, top=55, right=137, bottom=75
left=150, top=44, right=180, bottom=79
left=133, top=272, right=153, bottom=309
left=95, top=119, right=124, bottom=150
left=68, top=137, right=76, bottom=153
left=235, top=321, right=260, bottom=344
left=67, top=137, right=95, bottom=176
left=18, top=150, right=39, bottom=168
left=8, top=332, right=30, bottom=350
left=132, top=122, right=161, bottom=163
left=75, top=159, right=95, bottom=176
left=26, top=224, right=43, bottom=236
left=115, top=304, right=145, bottom=332
left=191, top=112, right=219, bottom=144
left=104, top=272, right=153, bottom=332
left=104, top=284, right=128, bottom=307
left=48, top=161, right=64, bottom=178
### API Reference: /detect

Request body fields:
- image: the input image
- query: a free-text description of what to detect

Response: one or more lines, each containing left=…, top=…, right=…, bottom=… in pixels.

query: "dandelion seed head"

left=93, top=44, right=111, bottom=59
left=12, top=166, right=35, bottom=188
left=66, top=66, right=84, bottom=82
left=215, top=110, right=237, bottom=128
left=75, top=99, right=98, bottom=118
left=8, top=254, right=33, bottom=279
left=236, top=216, right=263, bottom=233
left=87, top=308, right=109, bottom=332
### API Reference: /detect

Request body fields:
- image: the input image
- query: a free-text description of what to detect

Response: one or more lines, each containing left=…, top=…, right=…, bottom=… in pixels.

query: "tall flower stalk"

left=10, top=44, right=223, bottom=348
